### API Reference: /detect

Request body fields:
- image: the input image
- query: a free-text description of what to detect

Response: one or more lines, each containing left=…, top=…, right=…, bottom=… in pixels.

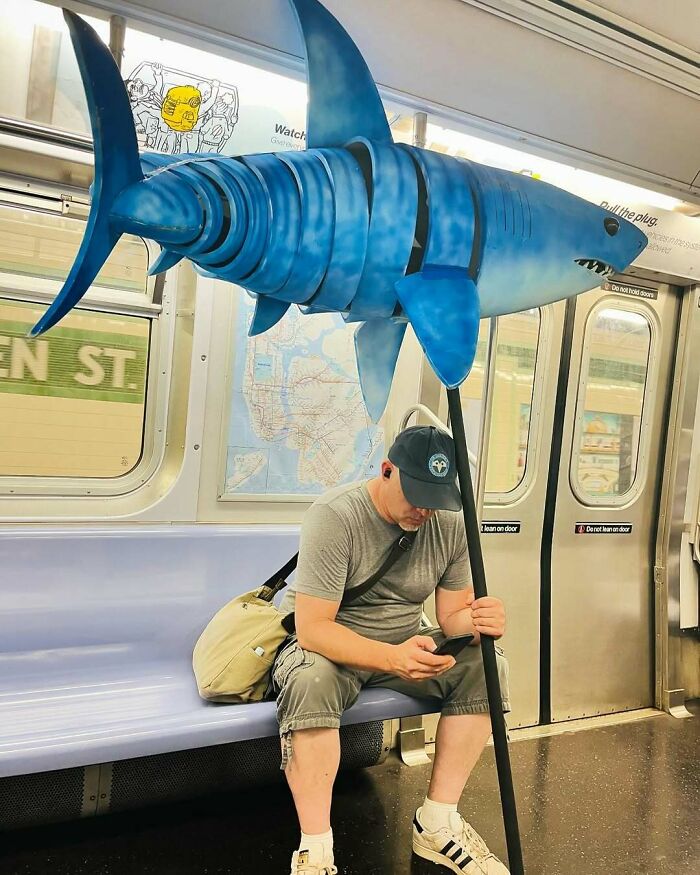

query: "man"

left=275, top=426, right=510, bottom=875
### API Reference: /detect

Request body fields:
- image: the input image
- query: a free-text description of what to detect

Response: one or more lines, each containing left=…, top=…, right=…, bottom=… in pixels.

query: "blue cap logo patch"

left=429, top=453, right=449, bottom=478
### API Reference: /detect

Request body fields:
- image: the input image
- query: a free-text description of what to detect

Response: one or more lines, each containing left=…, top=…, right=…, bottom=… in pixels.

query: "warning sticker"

left=574, top=522, right=633, bottom=535
left=481, top=521, right=521, bottom=534
left=602, top=281, right=657, bottom=301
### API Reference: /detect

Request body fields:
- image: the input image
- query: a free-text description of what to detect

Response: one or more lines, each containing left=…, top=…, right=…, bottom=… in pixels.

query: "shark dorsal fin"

left=289, top=0, right=392, bottom=148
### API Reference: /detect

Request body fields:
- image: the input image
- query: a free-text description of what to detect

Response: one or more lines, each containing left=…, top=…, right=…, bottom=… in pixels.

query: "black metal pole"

left=447, top=387, right=524, bottom=875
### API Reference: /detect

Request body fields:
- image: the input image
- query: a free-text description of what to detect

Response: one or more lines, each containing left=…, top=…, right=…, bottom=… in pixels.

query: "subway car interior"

left=0, top=1, right=699, bottom=873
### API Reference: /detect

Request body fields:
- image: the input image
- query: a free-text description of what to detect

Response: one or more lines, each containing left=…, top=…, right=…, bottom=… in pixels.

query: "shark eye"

left=604, top=217, right=620, bottom=236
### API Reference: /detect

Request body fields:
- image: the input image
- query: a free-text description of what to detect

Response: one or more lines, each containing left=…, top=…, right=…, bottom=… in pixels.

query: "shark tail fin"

left=355, top=320, right=407, bottom=423
left=30, top=11, right=144, bottom=336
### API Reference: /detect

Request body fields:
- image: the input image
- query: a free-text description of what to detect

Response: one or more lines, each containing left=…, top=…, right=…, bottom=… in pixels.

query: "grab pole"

left=447, top=387, right=525, bottom=875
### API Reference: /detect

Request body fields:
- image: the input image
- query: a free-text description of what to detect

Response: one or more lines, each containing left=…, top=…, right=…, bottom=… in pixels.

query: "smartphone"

left=433, top=633, right=475, bottom=658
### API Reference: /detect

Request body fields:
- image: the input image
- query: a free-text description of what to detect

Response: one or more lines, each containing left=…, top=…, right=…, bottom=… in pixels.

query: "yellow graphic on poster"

left=161, top=85, right=202, bottom=132
left=125, top=61, right=239, bottom=154
left=0, top=301, right=148, bottom=478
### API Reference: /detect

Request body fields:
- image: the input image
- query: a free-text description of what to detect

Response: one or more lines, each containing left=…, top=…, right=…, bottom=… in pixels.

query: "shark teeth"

left=575, top=258, right=614, bottom=277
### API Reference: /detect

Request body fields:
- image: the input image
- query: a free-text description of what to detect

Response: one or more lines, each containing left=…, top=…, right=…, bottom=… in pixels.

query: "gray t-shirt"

left=279, top=481, right=470, bottom=645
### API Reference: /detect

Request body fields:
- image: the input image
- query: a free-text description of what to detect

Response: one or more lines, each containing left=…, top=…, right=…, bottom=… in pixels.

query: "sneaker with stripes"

left=412, top=808, right=510, bottom=874
left=290, top=849, right=338, bottom=875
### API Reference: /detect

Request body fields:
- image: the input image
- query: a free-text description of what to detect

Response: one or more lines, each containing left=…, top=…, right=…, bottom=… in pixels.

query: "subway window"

left=0, top=205, right=148, bottom=293
left=486, top=309, right=541, bottom=495
left=0, top=300, right=150, bottom=478
left=572, top=305, right=653, bottom=503
left=0, top=1, right=109, bottom=135
left=0, top=202, right=153, bottom=482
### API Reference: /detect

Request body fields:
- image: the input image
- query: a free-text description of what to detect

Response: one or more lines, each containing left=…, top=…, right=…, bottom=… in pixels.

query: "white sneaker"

left=412, top=808, right=510, bottom=874
left=290, top=848, right=338, bottom=875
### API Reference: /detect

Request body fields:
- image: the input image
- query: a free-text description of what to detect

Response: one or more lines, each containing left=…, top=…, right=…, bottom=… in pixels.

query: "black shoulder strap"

left=261, top=553, right=298, bottom=590
left=341, top=530, right=417, bottom=606
left=267, top=529, right=417, bottom=632
left=257, top=553, right=298, bottom=603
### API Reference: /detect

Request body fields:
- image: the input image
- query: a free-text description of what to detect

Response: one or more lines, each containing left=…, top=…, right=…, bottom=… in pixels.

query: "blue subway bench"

left=0, top=525, right=435, bottom=828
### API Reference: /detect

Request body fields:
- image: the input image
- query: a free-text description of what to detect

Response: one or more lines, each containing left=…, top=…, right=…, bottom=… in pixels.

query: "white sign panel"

left=598, top=200, right=700, bottom=282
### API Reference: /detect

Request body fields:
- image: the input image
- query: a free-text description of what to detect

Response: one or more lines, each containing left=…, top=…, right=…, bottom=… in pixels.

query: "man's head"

left=375, top=426, right=462, bottom=531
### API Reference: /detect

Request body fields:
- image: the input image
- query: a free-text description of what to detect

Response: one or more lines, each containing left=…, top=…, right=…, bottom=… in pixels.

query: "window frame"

left=569, top=296, right=660, bottom=508
left=0, top=191, right=178, bottom=497
left=485, top=305, right=549, bottom=505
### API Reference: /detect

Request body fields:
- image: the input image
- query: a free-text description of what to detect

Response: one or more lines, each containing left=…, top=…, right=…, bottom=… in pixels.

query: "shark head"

left=472, top=168, right=648, bottom=318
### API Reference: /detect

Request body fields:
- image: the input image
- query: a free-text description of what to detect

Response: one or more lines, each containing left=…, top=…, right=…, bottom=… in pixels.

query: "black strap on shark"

left=259, top=530, right=417, bottom=635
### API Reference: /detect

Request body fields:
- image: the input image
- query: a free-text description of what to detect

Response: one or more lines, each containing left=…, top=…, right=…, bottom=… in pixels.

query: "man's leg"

left=365, top=632, right=511, bottom=871
left=272, top=641, right=363, bottom=870
left=428, top=712, right=493, bottom=803
left=285, top=727, right=340, bottom=834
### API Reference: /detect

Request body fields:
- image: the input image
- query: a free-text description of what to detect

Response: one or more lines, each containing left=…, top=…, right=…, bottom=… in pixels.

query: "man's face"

left=382, top=462, right=435, bottom=531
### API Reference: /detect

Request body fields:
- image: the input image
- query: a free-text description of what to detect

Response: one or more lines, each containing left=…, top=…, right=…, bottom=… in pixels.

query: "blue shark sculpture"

left=32, top=0, right=648, bottom=421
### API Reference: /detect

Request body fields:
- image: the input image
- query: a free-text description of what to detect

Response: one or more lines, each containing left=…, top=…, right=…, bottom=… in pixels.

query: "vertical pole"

left=413, top=110, right=428, bottom=149
left=447, top=387, right=525, bottom=875
left=109, top=15, right=126, bottom=70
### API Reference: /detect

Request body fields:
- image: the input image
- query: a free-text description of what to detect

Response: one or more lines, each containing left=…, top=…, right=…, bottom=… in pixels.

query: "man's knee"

left=444, top=644, right=511, bottom=714
left=280, top=725, right=340, bottom=774
left=273, top=642, right=361, bottom=732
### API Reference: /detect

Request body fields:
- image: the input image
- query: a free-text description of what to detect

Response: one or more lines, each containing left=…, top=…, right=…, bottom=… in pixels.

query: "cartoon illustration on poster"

left=124, top=62, right=239, bottom=154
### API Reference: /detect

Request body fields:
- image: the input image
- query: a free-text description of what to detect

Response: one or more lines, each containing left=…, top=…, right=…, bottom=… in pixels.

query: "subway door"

left=548, top=278, right=680, bottom=721
left=477, top=306, right=565, bottom=729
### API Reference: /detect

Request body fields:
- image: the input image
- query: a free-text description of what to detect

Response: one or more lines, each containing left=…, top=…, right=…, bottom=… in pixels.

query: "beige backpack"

left=193, top=557, right=296, bottom=703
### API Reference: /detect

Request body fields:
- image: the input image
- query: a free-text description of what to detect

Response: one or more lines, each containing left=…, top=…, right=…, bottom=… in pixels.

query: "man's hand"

left=387, top=636, right=456, bottom=681
left=470, top=594, right=506, bottom=639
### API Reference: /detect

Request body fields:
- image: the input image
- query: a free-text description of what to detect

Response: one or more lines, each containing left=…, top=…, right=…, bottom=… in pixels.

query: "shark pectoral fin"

left=148, top=249, right=184, bottom=276
left=31, top=10, right=143, bottom=336
left=355, top=320, right=407, bottom=423
left=289, top=0, right=392, bottom=147
left=395, top=267, right=480, bottom=388
left=249, top=297, right=291, bottom=337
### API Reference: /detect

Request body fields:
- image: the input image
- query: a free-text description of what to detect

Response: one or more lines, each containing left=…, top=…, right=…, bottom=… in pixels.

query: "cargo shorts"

left=272, top=627, right=510, bottom=768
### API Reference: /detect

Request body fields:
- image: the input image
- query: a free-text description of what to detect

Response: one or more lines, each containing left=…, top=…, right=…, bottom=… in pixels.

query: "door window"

left=486, top=309, right=541, bottom=496
left=572, top=304, right=653, bottom=504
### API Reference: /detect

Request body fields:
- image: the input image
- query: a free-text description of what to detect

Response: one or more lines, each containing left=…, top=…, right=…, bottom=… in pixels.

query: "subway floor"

left=2, top=702, right=698, bottom=875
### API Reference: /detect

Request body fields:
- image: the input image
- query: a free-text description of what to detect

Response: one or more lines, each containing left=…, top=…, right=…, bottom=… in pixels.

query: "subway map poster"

left=223, top=300, right=384, bottom=498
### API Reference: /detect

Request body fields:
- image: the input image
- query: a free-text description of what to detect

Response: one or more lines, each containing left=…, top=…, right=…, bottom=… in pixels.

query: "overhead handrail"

left=398, top=404, right=478, bottom=468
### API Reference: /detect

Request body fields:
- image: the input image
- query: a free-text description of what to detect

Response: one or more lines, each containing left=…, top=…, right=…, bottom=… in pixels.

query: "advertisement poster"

left=577, top=411, right=622, bottom=496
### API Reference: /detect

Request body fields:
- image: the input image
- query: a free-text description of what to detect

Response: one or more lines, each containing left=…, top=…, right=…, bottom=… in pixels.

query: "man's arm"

left=293, top=501, right=455, bottom=679
left=295, top=593, right=455, bottom=680
left=435, top=586, right=506, bottom=644
left=295, top=593, right=388, bottom=670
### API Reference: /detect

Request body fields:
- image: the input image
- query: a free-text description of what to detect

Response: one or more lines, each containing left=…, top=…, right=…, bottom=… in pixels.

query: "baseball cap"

left=387, top=426, right=462, bottom=512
